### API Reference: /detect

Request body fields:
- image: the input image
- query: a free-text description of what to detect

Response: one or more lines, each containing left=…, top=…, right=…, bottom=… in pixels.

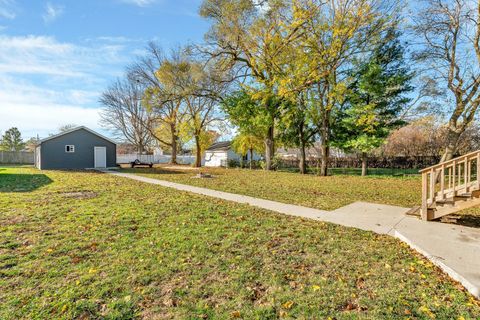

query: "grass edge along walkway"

left=106, top=170, right=480, bottom=300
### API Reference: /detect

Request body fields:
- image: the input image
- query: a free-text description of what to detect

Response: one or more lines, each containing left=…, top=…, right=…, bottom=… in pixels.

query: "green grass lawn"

left=278, top=167, right=420, bottom=176
left=122, top=166, right=480, bottom=227
left=122, top=166, right=422, bottom=210
left=1, top=167, right=479, bottom=319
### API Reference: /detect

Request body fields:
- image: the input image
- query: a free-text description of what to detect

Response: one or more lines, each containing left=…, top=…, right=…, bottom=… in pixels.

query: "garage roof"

left=38, top=126, right=117, bottom=145
left=206, top=141, right=231, bottom=151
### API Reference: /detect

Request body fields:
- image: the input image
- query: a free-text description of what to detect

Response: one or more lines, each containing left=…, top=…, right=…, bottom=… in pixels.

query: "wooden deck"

left=416, top=150, right=480, bottom=221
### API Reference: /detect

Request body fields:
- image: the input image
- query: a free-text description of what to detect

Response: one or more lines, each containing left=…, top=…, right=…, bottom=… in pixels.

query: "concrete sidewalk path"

left=105, top=170, right=480, bottom=299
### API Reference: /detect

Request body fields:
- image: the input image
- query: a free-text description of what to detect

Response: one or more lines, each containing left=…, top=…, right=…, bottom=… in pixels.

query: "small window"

left=65, top=145, right=75, bottom=153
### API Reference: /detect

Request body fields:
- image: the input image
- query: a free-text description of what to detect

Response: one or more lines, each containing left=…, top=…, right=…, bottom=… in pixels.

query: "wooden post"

left=477, top=153, right=480, bottom=189
left=464, top=157, right=468, bottom=192
left=430, top=168, right=435, bottom=203
left=452, top=160, right=457, bottom=197
left=449, top=166, right=452, bottom=189
left=458, top=162, right=462, bottom=189
left=468, top=157, right=472, bottom=184
left=422, top=172, right=428, bottom=221
left=440, top=164, right=445, bottom=200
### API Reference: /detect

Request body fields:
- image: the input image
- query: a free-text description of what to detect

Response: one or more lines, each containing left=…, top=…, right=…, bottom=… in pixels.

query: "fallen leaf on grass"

left=344, top=301, right=358, bottom=311
left=282, top=300, right=294, bottom=309
left=71, top=256, right=81, bottom=264
left=419, top=305, right=436, bottom=319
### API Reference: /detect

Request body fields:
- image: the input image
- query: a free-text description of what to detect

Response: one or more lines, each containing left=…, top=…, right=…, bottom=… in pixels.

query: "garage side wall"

left=40, top=129, right=116, bottom=169
left=204, top=151, right=228, bottom=167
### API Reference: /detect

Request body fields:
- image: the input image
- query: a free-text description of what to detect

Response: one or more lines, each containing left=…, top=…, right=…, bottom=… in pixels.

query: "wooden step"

left=429, top=196, right=480, bottom=220
left=440, top=214, right=461, bottom=224
left=405, top=206, right=421, bottom=217
left=435, top=199, right=456, bottom=206
left=434, top=192, right=475, bottom=207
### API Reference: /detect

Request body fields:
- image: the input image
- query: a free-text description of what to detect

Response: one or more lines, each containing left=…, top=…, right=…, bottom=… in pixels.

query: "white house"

left=204, top=141, right=261, bottom=167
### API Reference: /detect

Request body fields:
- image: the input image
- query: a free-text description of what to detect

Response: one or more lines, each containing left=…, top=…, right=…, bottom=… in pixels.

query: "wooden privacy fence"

left=0, top=151, right=34, bottom=164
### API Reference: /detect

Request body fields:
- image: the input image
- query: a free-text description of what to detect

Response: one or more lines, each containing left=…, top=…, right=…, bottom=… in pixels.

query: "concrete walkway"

left=105, top=170, right=480, bottom=299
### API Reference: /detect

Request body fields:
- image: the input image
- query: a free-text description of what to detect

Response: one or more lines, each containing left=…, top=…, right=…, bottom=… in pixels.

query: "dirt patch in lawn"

left=2, top=215, right=26, bottom=226
left=163, top=165, right=199, bottom=171
left=59, top=191, right=98, bottom=200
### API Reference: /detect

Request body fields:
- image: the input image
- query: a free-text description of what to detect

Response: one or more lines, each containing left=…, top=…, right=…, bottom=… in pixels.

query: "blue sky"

left=0, top=0, right=209, bottom=139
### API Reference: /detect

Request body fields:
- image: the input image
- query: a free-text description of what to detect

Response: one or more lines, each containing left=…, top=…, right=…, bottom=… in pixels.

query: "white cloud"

left=0, top=35, right=124, bottom=77
left=0, top=103, right=102, bottom=138
left=0, top=0, right=16, bottom=19
left=0, top=35, right=134, bottom=138
left=42, top=2, right=64, bottom=24
left=0, top=0, right=15, bottom=19
left=0, top=77, right=102, bottom=138
left=121, top=0, right=156, bottom=7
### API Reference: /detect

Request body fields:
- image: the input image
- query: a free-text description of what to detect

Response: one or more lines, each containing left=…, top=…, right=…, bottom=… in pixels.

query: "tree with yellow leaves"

left=232, top=132, right=264, bottom=169
left=200, top=0, right=305, bottom=170
left=275, top=0, right=394, bottom=175
left=130, top=44, right=187, bottom=164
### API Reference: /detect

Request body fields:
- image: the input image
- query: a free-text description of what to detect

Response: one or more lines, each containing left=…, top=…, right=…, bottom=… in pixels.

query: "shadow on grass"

left=0, top=174, right=53, bottom=192
left=456, top=215, right=480, bottom=228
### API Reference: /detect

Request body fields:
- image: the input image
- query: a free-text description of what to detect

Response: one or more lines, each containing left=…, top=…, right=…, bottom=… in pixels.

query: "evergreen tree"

left=335, top=28, right=413, bottom=176
left=1, top=127, right=25, bottom=151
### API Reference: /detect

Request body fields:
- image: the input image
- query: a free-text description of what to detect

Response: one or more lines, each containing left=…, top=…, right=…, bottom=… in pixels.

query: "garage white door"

left=94, top=147, right=107, bottom=168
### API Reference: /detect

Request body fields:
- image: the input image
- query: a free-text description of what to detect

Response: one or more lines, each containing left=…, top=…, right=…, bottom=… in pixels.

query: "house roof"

left=206, top=141, right=231, bottom=151
left=38, top=126, right=117, bottom=145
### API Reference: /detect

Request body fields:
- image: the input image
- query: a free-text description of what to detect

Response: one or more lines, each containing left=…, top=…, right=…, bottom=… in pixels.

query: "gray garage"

left=35, top=126, right=117, bottom=170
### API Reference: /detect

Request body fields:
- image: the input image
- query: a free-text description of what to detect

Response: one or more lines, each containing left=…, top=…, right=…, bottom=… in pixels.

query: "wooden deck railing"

left=419, top=150, right=480, bottom=220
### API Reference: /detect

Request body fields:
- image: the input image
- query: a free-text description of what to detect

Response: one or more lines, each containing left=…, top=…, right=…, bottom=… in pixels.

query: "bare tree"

left=99, top=75, right=154, bottom=153
left=58, top=124, right=78, bottom=133
left=129, top=43, right=186, bottom=164
left=415, top=0, right=480, bottom=162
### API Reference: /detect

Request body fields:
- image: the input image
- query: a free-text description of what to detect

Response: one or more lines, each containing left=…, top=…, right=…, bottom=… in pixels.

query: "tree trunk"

left=361, top=152, right=368, bottom=177
left=299, top=140, right=307, bottom=174
left=320, top=143, right=329, bottom=176
left=170, top=128, right=178, bottom=165
left=319, top=108, right=330, bottom=176
left=264, top=125, right=274, bottom=170
left=137, top=142, right=144, bottom=155
left=319, top=119, right=330, bottom=176
left=194, top=136, right=202, bottom=168
left=298, top=121, right=307, bottom=174
left=171, top=139, right=177, bottom=164
left=249, top=148, right=253, bottom=170
left=440, top=128, right=462, bottom=163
